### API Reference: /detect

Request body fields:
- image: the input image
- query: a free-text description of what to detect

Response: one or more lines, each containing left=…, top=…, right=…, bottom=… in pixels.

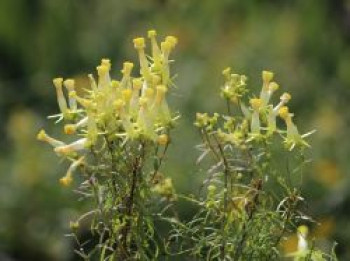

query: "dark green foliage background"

left=0, top=0, right=349, bottom=260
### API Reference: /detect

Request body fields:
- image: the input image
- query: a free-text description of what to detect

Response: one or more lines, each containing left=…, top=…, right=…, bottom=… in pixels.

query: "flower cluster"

left=37, top=30, right=178, bottom=185
left=197, top=69, right=314, bottom=150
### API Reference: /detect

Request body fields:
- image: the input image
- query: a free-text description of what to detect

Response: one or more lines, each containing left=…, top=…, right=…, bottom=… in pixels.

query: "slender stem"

left=215, top=136, right=230, bottom=260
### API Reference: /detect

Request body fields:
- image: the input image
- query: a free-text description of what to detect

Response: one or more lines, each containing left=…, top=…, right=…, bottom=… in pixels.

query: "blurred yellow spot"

left=281, top=234, right=298, bottom=254
left=314, top=217, right=335, bottom=239
left=157, top=134, right=169, bottom=146
left=313, top=105, right=342, bottom=138
left=313, top=160, right=342, bottom=188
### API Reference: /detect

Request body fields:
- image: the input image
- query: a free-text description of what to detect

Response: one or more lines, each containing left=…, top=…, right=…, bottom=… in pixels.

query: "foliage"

left=165, top=68, right=328, bottom=260
left=37, top=30, right=338, bottom=260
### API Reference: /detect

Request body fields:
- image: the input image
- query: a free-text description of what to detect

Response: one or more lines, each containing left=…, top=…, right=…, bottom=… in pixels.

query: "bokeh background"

left=0, top=0, right=349, bottom=260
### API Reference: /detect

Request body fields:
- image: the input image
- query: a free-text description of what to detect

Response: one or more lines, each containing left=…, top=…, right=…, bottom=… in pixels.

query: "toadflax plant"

left=37, top=30, right=337, bottom=260
left=37, top=30, right=178, bottom=260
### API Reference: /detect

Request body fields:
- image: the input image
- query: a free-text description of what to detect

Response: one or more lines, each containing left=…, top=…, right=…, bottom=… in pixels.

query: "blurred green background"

left=1, top=0, right=349, bottom=260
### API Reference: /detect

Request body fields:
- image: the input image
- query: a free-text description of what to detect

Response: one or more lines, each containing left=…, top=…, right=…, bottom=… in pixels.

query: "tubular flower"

left=114, top=99, right=136, bottom=139
left=120, top=62, right=133, bottom=90
left=297, top=225, right=309, bottom=252
left=54, top=138, right=88, bottom=155
left=265, top=81, right=279, bottom=104
left=153, top=85, right=171, bottom=124
left=64, top=116, right=88, bottom=135
left=59, top=156, right=85, bottom=187
left=266, top=93, right=292, bottom=134
left=161, top=36, right=178, bottom=85
left=53, top=77, right=68, bottom=115
left=133, top=37, right=152, bottom=82
left=249, top=98, right=263, bottom=135
left=97, top=59, right=112, bottom=90
left=130, top=78, right=143, bottom=117
left=137, top=97, right=157, bottom=141
left=63, top=79, right=77, bottom=111
left=260, top=70, right=274, bottom=105
left=37, top=129, right=65, bottom=147
left=148, top=30, right=162, bottom=70
left=278, top=106, right=313, bottom=150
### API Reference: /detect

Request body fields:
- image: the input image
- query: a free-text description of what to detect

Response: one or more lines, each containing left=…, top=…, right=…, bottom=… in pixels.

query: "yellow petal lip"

left=96, top=64, right=109, bottom=76
left=122, top=62, right=134, bottom=75
left=37, top=129, right=47, bottom=141
left=165, top=36, right=178, bottom=47
left=278, top=106, right=290, bottom=120
left=281, top=92, right=291, bottom=102
left=133, top=37, right=145, bottom=49
left=268, top=82, right=279, bottom=92
left=148, top=30, right=157, bottom=38
left=63, top=79, right=75, bottom=90
left=262, top=70, right=274, bottom=83
left=249, top=98, right=262, bottom=110
left=101, top=58, right=111, bottom=69
left=53, top=77, right=63, bottom=88
left=64, top=124, right=76, bottom=135
left=59, top=175, right=73, bottom=186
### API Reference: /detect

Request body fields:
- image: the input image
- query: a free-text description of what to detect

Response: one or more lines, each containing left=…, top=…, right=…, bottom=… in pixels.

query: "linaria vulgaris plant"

left=38, top=30, right=337, bottom=260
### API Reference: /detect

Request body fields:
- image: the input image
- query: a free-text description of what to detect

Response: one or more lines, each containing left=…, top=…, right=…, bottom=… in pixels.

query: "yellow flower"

left=59, top=156, right=84, bottom=187
left=148, top=29, right=162, bottom=70
left=260, top=70, right=274, bottom=105
left=249, top=98, right=262, bottom=111
left=64, top=124, right=76, bottom=135
left=137, top=97, right=157, bottom=141
left=297, top=225, right=309, bottom=251
left=59, top=175, right=73, bottom=186
left=63, top=79, right=77, bottom=111
left=96, top=63, right=111, bottom=89
left=153, top=85, right=171, bottom=124
left=53, top=77, right=68, bottom=115
left=262, top=70, right=274, bottom=84
left=133, top=37, right=145, bottom=49
left=36, top=129, right=65, bottom=147
left=133, top=37, right=151, bottom=81
left=278, top=106, right=314, bottom=150
left=121, top=61, right=134, bottom=76
left=54, top=138, right=88, bottom=154
left=160, top=35, right=178, bottom=85
left=249, top=98, right=263, bottom=135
